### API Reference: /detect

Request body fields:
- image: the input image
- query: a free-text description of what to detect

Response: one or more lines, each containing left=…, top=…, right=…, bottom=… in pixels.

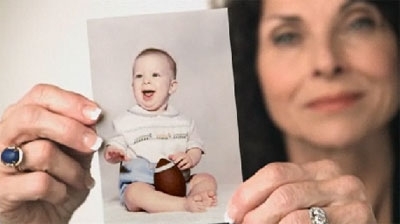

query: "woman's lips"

left=306, top=92, right=364, bottom=112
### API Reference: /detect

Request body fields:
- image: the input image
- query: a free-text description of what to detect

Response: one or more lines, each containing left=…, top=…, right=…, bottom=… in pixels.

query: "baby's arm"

left=186, top=147, right=202, bottom=167
left=169, top=147, right=202, bottom=170
left=104, top=145, right=127, bottom=163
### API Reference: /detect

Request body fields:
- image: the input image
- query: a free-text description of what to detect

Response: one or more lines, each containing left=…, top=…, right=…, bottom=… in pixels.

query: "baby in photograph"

left=104, top=48, right=217, bottom=213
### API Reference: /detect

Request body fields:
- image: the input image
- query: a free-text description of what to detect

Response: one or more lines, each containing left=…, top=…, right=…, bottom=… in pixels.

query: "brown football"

left=154, top=158, right=186, bottom=197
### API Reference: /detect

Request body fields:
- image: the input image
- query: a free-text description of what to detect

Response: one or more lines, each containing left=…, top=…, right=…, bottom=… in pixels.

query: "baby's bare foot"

left=184, top=190, right=217, bottom=212
left=197, top=190, right=217, bottom=207
left=184, top=194, right=207, bottom=212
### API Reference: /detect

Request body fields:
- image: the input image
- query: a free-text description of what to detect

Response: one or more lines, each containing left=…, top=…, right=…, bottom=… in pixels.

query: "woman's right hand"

left=0, top=84, right=103, bottom=224
left=225, top=160, right=376, bottom=224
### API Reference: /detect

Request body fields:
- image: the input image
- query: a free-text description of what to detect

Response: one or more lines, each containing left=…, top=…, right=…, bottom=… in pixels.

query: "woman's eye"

left=135, top=74, right=142, bottom=79
left=272, top=32, right=300, bottom=46
left=152, top=73, right=160, bottom=77
left=349, top=16, right=376, bottom=30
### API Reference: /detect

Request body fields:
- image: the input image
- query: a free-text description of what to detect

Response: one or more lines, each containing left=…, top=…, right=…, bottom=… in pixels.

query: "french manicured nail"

left=83, top=106, right=102, bottom=121
left=84, top=133, right=103, bottom=151
left=85, top=174, right=96, bottom=189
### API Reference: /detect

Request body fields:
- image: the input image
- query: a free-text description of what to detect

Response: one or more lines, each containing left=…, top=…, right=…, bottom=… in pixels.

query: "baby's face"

left=132, top=53, right=177, bottom=112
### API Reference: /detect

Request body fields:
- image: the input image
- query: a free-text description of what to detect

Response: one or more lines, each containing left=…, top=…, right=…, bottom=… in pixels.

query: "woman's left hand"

left=225, top=160, right=376, bottom=224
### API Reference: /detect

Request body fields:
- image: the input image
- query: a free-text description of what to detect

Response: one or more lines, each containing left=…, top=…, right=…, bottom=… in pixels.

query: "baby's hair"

left=133, top=48, right=177, bottom=79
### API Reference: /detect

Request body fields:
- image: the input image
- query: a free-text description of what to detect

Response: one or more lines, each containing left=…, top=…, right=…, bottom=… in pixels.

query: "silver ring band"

left=309, top=206, right=329, bottom=224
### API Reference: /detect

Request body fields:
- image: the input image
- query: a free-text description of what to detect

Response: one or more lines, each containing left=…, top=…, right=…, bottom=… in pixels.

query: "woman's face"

left=257, top=0, right=399, bottom=148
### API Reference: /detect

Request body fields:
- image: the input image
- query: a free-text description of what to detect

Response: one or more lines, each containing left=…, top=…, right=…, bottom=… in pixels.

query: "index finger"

left=225, top=160, right=341, bottom=223
left=2, top=84, right=101, bottom=124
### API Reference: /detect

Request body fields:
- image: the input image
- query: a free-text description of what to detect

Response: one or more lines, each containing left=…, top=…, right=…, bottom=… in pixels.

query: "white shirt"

left=107, top=105, right=204, bottom=163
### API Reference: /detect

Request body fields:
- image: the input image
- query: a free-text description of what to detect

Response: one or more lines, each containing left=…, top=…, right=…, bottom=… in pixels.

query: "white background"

left=0, top=1, right=227, bottom=223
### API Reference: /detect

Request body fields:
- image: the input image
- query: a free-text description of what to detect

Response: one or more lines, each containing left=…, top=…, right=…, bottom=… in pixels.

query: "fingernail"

left=91, top=136, right=103, bottom=151
left=85, top=174, right=95, bottom=189
left=224, top=211, right=235, bottom=224
left=84, top=133, right=103, bottom=151
left=83, top=106, right=102, bottom=121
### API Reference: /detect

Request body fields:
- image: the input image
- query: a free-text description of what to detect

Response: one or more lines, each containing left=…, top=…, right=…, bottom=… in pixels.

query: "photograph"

left=87, top=8, right=241, bottom=223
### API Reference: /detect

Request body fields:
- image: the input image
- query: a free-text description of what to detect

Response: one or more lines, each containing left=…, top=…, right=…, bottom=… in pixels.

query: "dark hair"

left=227, top=1, right=285, bottom=180
left=133, top=48, right=177, bottom=79
left=227, top=0, right=399, bottom=178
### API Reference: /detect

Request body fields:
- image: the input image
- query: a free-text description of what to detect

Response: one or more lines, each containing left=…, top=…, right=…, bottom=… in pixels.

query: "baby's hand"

left=168, top=152, right=193, bottom=170
left=104, top=146, right=127, bottom=163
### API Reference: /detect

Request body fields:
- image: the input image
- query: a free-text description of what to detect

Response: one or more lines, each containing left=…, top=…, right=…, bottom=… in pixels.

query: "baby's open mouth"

left=143, top=90, right=155, bottom=98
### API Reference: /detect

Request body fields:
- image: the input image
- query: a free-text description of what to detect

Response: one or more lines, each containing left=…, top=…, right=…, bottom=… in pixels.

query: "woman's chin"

left=295, top=123, right=367, bottom=150
left=306, top=130, right=364, bottom=150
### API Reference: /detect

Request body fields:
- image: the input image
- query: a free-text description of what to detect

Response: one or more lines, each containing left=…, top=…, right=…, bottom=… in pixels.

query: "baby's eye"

left=349, top=16, right=376, bottom=30
left=272, top=32, right=301, bottom=46
left=152, top=73, right=160, bottom=77
left=134, top=74, right=143, bottom=79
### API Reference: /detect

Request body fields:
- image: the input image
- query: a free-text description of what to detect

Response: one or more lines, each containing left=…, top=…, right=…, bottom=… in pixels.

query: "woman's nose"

left=312, top=38, right=344, bottom=78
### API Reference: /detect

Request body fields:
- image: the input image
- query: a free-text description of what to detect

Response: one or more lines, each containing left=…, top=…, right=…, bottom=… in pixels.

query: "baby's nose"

left=143, top=77, right=151, bottom=84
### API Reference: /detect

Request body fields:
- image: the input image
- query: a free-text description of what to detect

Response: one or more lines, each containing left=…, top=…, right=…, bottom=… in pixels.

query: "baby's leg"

left=187, top=173, right=218, bottom=208
left=123, top=182, right=209, bottom=213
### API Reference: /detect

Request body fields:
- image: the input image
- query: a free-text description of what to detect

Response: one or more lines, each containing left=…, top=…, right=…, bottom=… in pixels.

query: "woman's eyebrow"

left=261, top=15, right=301, bottom=23
left=261, top=0, right=365, bottom=23
left=340, top=0, right=366, bottom=12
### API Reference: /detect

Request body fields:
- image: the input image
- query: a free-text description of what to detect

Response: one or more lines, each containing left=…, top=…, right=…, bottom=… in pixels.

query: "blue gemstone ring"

left=1, top=146, right=24, bottom=168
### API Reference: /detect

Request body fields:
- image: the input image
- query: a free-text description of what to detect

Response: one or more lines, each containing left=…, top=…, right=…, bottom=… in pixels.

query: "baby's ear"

left=169, top=80, right=178, bottom=95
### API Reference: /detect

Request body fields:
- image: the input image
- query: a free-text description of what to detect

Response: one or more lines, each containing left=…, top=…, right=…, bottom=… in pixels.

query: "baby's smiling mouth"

left=143, top=90, right=155, bottom=98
